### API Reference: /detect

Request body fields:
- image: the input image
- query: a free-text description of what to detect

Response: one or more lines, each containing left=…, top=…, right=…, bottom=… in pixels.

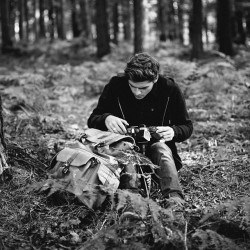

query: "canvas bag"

left=80, top=128, right=136, bottom=156
left=48, top=129, right=136, bottom=209
left=80, top=128, right=159, bottom=196
left=80, top=129, right=158, bottom=196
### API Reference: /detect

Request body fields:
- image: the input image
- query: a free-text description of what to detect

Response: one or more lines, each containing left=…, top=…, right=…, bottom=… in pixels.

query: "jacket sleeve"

left=87, top=78, right=117, bottom=130
left=170, top=82, right=193, bottom=142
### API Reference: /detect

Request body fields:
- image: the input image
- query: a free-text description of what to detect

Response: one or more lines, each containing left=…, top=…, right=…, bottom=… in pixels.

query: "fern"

left=191, top=229, right=241, bottom=250
left=200, top=196, right=250, bottom=227
left=78, top=187, right=185, bottom=249
left=30, top=179, right=184, bottom=249
left=115, top=189, right=173, bottom=222
left=79, top=226, right=149, bottom=250
left=30, top=178, right=172, bottom=221
left=194, top=197, right=250, bottom=250
left=114, top=189, right=186, bottom=249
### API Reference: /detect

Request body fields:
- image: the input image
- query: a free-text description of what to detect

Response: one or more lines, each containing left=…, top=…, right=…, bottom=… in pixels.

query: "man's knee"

left=148, top=142, right=174, bottom=165
left=149, top=142, right=172, bottom=156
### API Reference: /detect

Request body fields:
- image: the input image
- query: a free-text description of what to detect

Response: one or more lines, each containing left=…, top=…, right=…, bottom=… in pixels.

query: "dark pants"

left=146, top=142, right=183, bottom=198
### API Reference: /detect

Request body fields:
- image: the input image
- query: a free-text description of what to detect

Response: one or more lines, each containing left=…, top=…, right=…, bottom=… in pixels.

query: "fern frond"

left=115, top=189, right=174, bottom=222
left=79, top=225, right=149, bottom=250
left=116, top=189, right=129, bottom=212
left=192, top=229, right=241, bottom=250
left=116, top=189, right=149, bottom=219
left=200, top=196, right=250, bottom=226
left=148, top=198, right=173, bottom=222
left=79, top=227, right=117, bottom=250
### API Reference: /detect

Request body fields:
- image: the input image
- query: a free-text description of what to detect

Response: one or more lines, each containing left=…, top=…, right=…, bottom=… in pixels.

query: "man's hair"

left=124, top=52, right=160, bottom=82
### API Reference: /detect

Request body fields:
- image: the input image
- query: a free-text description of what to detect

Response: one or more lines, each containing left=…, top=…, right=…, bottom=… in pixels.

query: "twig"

left=100, top=218, right=107, bottom=230
left=184, top=220, right=188, bottom=250
left=57, top=244, right=72, bottom=249
left=18, top=105, right=31, bottom=116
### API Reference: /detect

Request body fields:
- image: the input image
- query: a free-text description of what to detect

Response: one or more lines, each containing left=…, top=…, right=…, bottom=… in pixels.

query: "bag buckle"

left=89, top=157, right=100, bottom=168
left=78, top=133, right=88, bottom=143
left=95, top=142, right=105, bottom=148
left=62, top=161, right=70, bottom=175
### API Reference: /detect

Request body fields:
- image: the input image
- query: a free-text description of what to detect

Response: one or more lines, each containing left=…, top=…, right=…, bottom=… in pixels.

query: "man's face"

left=128, top=80, right=154, bottom=100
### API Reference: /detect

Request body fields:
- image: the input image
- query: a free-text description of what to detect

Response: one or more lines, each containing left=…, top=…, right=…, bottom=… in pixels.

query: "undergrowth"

left=0, top=43, right=250, bottom=249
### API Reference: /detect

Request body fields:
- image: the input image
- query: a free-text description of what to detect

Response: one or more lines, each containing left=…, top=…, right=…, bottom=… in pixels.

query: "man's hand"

left=105, top=115, right=129, bottom=134
left=156, top=126, right=174, bottom=142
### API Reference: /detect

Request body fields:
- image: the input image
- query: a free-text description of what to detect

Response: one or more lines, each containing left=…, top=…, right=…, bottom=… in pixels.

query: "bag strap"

left=55, top=151, right=80, bottom=175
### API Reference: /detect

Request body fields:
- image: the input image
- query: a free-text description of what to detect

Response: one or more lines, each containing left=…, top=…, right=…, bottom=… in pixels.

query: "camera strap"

left=117, top=97, right=126, bottom=120
left=161, top=97, right=170, bottom=126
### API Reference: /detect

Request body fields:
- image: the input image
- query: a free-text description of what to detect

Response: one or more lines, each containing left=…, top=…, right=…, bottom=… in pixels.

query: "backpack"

left=47, top=129, right=136, bottom=209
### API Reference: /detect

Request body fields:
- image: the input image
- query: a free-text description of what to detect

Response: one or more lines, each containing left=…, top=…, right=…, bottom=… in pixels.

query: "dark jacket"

left=87, top=75, right=193, bottom=170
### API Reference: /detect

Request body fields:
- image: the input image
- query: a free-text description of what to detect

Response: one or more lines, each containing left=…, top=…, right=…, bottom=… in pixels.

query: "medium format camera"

left=127, top=124, right=160, bottom=154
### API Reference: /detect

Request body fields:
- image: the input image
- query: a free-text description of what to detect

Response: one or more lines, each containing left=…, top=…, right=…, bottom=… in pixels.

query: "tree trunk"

left=203, top=0, right=209, bottom=46
left=9, top=1, right=16, bottom=43
left=217, top=0, right=234, bottom=56
left=19, top=0, right=24, bottom=40
left=33, top=0, right=38, bottom=41
left=133, top=0, right=145, bottom=54
left=112, top=1, right=119, bottom=45
left=48, top=0, right=55, bottom=41
left=168, top=0, right=176, bottom=40
left=79, top=0, right=92, bottom=40
left=246, top=11, right=250, bottom=36
left=230, top=0, right=237, bottom=42
left=158, top=0, right=168, bottom=41
left=56, top=0, right=65, bottom=39
left=203, top=15, right=209, bottom=46
left=191, top=0, right=203, bottom=59
left=24, top=0, right=30, bottom=42
left=0, top=0, right=13, bottom=53
left=95, top=0, right=110, bottom=58
left=177, top=0, right=184, bottom=44
left=71, top=0, right=80, bottom=37
left=39, top=0, right=46, bottom=38
left=121, top=0, right=132, bottom=41
left=235, top=10, right=246, bottom=45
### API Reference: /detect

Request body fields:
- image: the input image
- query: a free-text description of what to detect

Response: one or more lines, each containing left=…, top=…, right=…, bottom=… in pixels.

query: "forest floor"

left=0, top=41, right=250, bottom=250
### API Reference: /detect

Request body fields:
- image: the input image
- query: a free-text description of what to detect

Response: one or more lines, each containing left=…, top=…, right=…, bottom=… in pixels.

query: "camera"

left=127, top=124, right=160, bottom=154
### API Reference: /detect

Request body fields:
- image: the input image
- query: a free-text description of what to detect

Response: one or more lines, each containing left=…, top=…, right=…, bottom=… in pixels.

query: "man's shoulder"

left=111, top=74, right=127, bottom=82
left=158, top=75, right=178, bottom=89
left=108, top=74, right=127, bottom=87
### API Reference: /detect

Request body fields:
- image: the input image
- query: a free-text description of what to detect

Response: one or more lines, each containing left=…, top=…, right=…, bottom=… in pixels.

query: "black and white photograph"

left=0, top=0, right=250, bottom=249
